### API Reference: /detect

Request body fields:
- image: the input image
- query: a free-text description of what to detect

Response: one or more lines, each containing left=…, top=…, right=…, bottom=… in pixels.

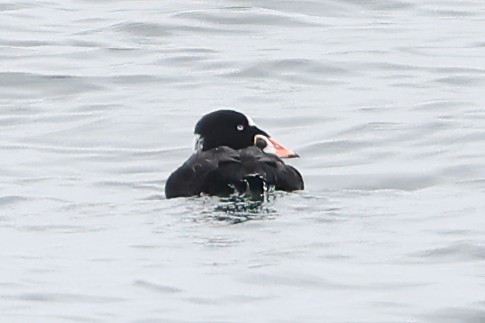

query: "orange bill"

left=267, top=137, right=299, bottom=158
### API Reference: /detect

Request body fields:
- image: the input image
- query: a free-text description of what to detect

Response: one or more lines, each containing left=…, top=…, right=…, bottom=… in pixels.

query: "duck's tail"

left=239, top=174, right=268, bottom=201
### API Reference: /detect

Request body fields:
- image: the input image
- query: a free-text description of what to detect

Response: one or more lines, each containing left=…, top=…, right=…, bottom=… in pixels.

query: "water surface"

left=1, top=0, right=485, bottom=322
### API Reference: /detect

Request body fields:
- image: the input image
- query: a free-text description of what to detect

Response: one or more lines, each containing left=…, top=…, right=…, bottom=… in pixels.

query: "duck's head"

left=194, top=110, right=298, bottom=158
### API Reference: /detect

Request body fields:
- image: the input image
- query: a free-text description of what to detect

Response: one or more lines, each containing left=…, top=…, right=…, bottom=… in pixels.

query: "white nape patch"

left=244, top=113, right=256, bottom=126
left=193, top=134, right=203, bottom=151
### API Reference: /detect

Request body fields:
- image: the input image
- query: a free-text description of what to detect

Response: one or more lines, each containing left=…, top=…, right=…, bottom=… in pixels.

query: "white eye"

left=237, top=124, right=244, bottom=131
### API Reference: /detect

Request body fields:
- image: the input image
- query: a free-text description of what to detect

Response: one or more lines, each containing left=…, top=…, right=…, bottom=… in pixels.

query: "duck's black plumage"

left=165, top=110, right=304, bottom=199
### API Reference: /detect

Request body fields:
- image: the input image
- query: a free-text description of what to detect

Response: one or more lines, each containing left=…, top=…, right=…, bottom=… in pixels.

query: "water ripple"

left=175, top=7, right=322, bottom=27
left=0, top=72, right=102, bottom=99
left=224, top=58, right=350, bottom=83
left=4, top=292, right=124, bottom=303
left=412, top=241, right=485, bottom=263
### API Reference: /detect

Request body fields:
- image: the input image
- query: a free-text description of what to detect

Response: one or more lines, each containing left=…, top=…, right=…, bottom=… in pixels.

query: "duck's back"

left=165, top=146, right=303, bottom=198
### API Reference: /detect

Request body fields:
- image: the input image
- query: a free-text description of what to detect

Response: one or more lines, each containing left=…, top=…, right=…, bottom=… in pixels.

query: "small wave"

left=424, top=306, right=485, bottom=323
left=224, top=58, right=350, bottom=84
left=0, top=3, right=30, bottom=12
left=174, top=7, right=322, bottom=27
left=179, top=194, right=282, bottom=224
left=0, top=72, right=102, bottom=99
left=0, top=195, right=29, bottom=206
left=307, top=172, right=440, bottom=191
left=8, top=292, right=123, bottom=303
left=338, top=0, right=414, bottom=11
left=412, top=241, right=485, bottom=262
left=110, top=22, right=171, bottom=38
left=133, top=280, right=183, bottom=294
left=435, top=75, right=484, bottom=86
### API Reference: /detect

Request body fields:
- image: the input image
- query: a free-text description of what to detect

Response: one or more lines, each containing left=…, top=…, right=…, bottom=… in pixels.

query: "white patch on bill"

left=254, top=134, right=276, bottom=154
left=263, top=139, right=276, bottom=154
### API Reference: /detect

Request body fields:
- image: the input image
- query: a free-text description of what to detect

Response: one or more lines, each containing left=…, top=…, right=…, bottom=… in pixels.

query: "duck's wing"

left=165, top=147, right=240, bottom=198
left=201, top=147, right=304, bottom=196
left=165, top=147, right=303, bottom=198
left=239, top=147, right=304, bottom=192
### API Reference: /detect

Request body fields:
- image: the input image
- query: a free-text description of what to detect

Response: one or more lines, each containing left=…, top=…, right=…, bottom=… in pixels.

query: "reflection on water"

left=214, top=194, right=278, bottom=224
left=180, top=194, right=280, bottom=224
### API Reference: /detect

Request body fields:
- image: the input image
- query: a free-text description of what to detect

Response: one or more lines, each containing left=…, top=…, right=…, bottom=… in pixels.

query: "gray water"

left=1, top=0, right=485, bottom=322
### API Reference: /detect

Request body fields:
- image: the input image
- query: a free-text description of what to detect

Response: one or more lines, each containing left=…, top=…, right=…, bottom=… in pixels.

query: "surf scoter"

left=165, top=110, right=304, bottom=199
